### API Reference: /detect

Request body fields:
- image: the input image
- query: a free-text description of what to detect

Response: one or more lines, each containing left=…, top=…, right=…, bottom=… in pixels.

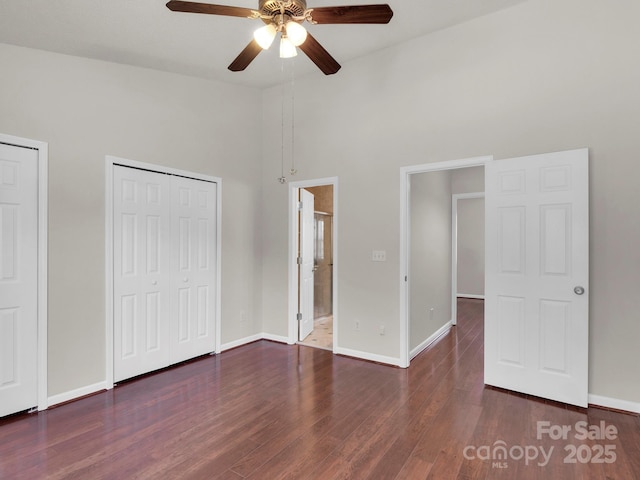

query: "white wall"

left=0, top=44, right=264, bottom=396
left=456, top=198, right=485, bottom=297
left=410, top=170, right=452, bottom=351
left=261, top=0, right=640, bottom=403
left=451, top=166, right=484, bottom=195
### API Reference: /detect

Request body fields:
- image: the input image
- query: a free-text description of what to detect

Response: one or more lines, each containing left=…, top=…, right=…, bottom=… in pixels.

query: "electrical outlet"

left=240, top=311, right=247, bottom=322
left=372, top=250, right=386, bottom=262
left=354, top=320, right=360, bottom=331
left=379, top=324, right=385, bottom=335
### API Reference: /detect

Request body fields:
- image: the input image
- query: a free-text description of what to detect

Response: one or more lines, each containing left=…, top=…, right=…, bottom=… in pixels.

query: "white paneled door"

left=114, top=166, right=217, bottom=382
left=485, top=149, right=589, bottom=407
left=298, top=189, right=315, bottom=341
left=170, top=175, right=217, bottom=364
left=114, top=167, right=172, bottom=381
left=0, top=143, right=38, bottom=417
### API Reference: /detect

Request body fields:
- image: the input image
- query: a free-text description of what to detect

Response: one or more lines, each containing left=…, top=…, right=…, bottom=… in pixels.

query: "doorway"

left=400, top=150, right=589, bottom=407
left=451, top=192, right=485, bottom=326
left=400, top=155, right=491, bottom=369
left=0, top=133, right=48, bottom=416
left=288, top=178, right=338, bottom=351
left=406, top=164, right=486, bottom=360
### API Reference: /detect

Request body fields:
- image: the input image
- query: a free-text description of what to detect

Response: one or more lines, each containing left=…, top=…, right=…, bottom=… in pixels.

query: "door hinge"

left=297, top=256, right=302, bottom=265
left=296, top=313, right=302, bottom=321
left=297, top=201, right=303, bottom=211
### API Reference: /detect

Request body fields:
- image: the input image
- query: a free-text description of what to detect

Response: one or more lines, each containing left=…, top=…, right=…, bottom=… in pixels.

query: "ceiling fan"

left=166, top=0, right=393, bottom=75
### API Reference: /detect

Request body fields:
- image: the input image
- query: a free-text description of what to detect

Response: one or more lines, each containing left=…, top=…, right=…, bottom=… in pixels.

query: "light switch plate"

left=372, top=250, right=386, bottom=262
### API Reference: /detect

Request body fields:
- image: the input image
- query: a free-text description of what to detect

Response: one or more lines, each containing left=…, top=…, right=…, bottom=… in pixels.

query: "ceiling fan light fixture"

left=279, top=35, right=298, bottom=58
left=285, top=21, right=307, bottom=47
left=254, top=23, right=277, bottom=49
left=168, top=1, right=394, bottom=75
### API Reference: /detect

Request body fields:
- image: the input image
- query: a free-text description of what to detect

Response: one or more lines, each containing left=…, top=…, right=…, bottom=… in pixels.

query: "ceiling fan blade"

left=309, top=4, right=393, bottom=24
left=228, top=39, right=263, bottom=72
left=298, top=33, right=341, bottom=75
left=166, top=1, right=256, bottom=18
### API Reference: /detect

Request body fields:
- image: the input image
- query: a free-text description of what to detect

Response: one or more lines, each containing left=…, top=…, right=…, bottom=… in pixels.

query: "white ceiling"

left=0, top=0, right=527, bottom=89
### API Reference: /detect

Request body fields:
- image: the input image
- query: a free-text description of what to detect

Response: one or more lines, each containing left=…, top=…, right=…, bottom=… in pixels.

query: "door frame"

left=399, top=156, right=492, bottom=368
left=0, top=133, right=48, bottom=411
left=105, top=155, right=222, bottom=388
left=288, top=177, right=338, bottom=349
left=451, top=192, right=485, bottom=326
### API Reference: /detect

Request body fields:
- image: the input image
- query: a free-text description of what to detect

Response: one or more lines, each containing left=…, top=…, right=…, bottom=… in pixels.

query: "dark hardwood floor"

left=1, top=299, right=639, bottom=479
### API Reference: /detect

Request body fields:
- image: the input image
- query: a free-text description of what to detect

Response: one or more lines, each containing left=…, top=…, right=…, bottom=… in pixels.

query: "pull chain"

left=278, top=58, right=287, bottom=184
left=289, top=57, right=297, bottom=176
left=278, top=56, right=297, bottom=183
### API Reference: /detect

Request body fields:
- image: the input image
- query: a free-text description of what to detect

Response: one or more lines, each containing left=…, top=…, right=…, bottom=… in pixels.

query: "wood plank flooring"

left=1, top=299, right=639, bottom=479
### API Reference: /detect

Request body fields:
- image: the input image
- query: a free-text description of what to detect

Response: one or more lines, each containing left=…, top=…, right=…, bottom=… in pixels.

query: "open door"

left=485, top=149, right=589, bottom=407
left=298, top=189, right=315, bottom=341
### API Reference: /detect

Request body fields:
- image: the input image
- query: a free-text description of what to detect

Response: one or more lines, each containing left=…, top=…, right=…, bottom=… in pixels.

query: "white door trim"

left=105, top=155, right=222, bottom=388
left=399, top=156, right=492, bottom=368
left=451, top=192, right=485, bottom=326
left=288, top=177, right=338, bottom=349
left=0, top=133, right=48, bottom=411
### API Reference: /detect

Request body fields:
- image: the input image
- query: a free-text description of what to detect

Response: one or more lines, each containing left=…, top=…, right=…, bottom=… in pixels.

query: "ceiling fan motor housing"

left=259, top=0, right=307, bottom=18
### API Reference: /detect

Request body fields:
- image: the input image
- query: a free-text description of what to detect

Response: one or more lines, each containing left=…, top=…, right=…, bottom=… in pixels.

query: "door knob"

left=574, top=286, right=585, bottom=295
left=151, top=280, right=158, bottom=285
left=183, top=277, right=189, bottom=283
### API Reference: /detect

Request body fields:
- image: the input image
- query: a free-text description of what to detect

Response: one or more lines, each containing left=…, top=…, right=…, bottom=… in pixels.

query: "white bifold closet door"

left=0, top=143, right=38, bottom=417
left=170, top=175, right=217, bottom=364
left=113, top=166, right=217, bottom=382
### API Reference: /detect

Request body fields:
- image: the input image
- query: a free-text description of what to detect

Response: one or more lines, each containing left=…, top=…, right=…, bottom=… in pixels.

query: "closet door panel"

left=114, top=167, right=171, bottom=382
left=170, top=176, right=217, bottom=363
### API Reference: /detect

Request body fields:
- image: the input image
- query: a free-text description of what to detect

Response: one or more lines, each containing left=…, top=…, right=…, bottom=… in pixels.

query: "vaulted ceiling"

left=0, top=0, right=527, bottom=88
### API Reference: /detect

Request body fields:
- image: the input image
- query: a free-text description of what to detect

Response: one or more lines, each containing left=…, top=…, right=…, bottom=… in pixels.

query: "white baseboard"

left=47, top=381, right=107, bottom=408
left=220, top=333, right=263, bottom=352
left=220, top=332, right=291, bottom=352
left=588, top=394, right=640, bottom=414
left=334, top=346, right=402, bottom=367
left=410, top=321, right=452, bottom=360
left=457, top=294, right=485, bottom=300
left=261, top=333, right=290, bottom=344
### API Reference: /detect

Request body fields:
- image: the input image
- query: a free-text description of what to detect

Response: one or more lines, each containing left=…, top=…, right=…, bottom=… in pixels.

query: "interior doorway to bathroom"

left=289, top=180, right=336, bottom=351
left=299, top=184, right=333, bottom=350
